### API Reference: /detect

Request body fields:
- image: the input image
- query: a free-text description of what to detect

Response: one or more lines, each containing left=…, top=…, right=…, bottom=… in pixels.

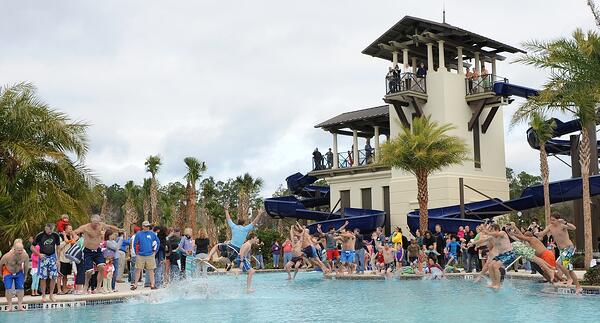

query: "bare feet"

left=575, top=287, right=583, bottom=294
left=41, top=295, right=46, bottom=303
left=19, top=305, right=26, bottom=311
left=7, top=306, right=13, bottom=312
left=246, top=288, right=255, bottom=293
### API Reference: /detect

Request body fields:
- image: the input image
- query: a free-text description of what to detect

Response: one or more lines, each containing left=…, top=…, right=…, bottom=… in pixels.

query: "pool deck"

left=0, top=269, right=596, bottom=311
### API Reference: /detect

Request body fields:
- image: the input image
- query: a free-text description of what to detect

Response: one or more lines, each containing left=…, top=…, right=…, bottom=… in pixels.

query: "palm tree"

left=379, top=116, right=469, bottom=232
left=123, top=180, right=140, bottom=235
left=144, top=155, right=161, bottom=224
left=234, top=173, right=264, bottom=223
left=0, top=82, right=95, bottom=244
left=512, top=112, right=556, bottom=225
left=159, top=181, right=186, bottom=226
left=514, top=29, right=600, bottom=268
left=184, top=157, right=207, bottom=232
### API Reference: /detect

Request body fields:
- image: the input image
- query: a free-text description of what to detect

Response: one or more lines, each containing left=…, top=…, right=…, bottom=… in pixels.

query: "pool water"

left=3, top=272, right=599, bottom=323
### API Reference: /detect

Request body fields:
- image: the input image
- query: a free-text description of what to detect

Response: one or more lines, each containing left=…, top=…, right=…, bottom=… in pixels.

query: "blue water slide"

left=265, top=173, right=385, bottom=233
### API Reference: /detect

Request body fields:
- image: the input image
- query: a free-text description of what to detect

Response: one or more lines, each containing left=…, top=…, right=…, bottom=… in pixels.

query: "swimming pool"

left=3, top=272, right=599, bottom=322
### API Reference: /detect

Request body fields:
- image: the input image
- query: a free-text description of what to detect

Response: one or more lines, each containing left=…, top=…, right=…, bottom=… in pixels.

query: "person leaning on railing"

left=481, top=64, right=490, bottom=90
left=416, top=62, right=426, bottom=91
left=386, top=67, right=396, bottom=93
left=471, top=68, right=480, bottom=93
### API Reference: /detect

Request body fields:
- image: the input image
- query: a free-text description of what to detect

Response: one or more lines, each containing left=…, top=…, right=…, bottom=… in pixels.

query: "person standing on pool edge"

left=238, top=232, right=259, bottom=292
left=1, top=240, right=30, bottom=311
left=535, top=213, right=582, bottom=293
left=31, top=223, right=61, bottom=302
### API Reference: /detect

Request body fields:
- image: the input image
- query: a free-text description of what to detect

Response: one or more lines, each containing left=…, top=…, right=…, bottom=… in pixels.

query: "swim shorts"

left=340, top=250, right=355, bottom=263
left=59, top=261, right=73, bottom=276
left=235, top=256, right=252, bottom=272
left=290, top=256, right=303, bottom=265
left=326, top=249, right=340, bottom=261
left=38, top=253, right=58, bottom=280
left=540, top=249, right=556, bottom=269
left=83, top=248, right=105, bottom=272
left=493, top=251, right=517, bottom=268
left=3, top=271, right=25, bottom=290
left=557, top=245, right=576, bottom=271
left=302, top=246, right=316, bottom=258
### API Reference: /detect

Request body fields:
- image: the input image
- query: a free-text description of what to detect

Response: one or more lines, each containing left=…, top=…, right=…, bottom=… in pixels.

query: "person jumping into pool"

left=293, top=223, right=329, bottom=274
left=535, top=213, right=582, bottom=293
left=335, top=228, right=356, bottom=275
left=471, top=223, right=515, bottom=289
left=316, top=221, right=348, bottom=273
left=1, top=239, right=30, bottom=311
left=284, top=227, right=305, bottom=280
left=73, top=214, right=122, bottom=293
left=237, top=232, right=259, bottom=292
left=505, top=223, right=560, bottom=283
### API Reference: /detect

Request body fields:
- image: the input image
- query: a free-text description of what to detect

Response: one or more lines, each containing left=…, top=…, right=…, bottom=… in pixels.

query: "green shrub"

left=572, top=254, right=585, bottom=269
left=584, top=266, right=600, bottom=286
left=254, top=228, right=285, bottom=269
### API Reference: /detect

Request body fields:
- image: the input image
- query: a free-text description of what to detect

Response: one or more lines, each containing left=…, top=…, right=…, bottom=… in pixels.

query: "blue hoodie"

left=133, top=230, right=160, bottom=256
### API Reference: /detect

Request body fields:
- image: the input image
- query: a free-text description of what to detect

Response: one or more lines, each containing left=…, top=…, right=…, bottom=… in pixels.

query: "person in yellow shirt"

left=391, top=227, right=404, bottom=268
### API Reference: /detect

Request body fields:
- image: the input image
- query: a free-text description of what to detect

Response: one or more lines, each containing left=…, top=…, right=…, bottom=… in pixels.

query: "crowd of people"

left=0, top=207, right=584, bottom=310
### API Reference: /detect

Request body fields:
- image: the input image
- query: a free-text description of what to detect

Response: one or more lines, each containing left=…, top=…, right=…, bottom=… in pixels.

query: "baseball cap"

left=142, top=221, right=151, bottom=227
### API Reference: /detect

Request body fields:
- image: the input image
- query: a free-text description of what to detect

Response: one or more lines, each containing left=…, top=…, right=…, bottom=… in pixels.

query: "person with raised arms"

left=73, top=214, right=122, bottom=293
left=293, top=222, right=330, bottom=274
left=284, top=227, right=305, bottom=280
left=535, top=213, right=581, bottom=293
left=1, top=240, right=30, bottom=311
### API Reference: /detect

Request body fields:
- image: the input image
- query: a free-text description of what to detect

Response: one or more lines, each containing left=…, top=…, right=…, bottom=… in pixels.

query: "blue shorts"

left=340, top=250, right=355, bottom=263
left=3, top=271, right=25, bottom=290
left=39, top=253, right=58, bottom=280
left=493, top=251, right=517, bottom=268
left=235, top=256, right=252, bottom=273
left=83, top=248, right=105, bottom=272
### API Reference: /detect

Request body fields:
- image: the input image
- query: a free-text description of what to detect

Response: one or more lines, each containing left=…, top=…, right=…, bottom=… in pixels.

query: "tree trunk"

left=237, top=192, right=250, bottom=224
left=176, top=201, right=187, bottom=230
left=199, top=202, right=218, bottom=249
left=416, top=169, right=429, bottom=232
left=143, top=198, right=150, bottom=222
left=186, top=183, right=197, bottom=232
left=124, top=198, right=139, bottom=236
left=150, top=176, right=158, bottom=224
left=580, top=127, right=593, bottom=269
left=540, top=144, right=551, bottom=226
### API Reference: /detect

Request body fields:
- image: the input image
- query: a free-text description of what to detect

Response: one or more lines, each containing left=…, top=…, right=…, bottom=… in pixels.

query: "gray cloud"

left=1, top=0, right=597, bottom=197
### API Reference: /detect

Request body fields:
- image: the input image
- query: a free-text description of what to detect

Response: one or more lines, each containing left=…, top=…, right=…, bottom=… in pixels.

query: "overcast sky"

left=1, top=1, right=598, bottom=197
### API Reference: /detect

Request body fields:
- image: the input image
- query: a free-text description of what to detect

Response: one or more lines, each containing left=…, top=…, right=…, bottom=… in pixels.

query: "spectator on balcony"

left=312, top=148, right=324, bottom=170
left=347, top=147, right=354, bottom=167
left=465, top=66, right=474, bottom=93
left=365, top=139, right=373, bottom=164
left=325, top=148, right=333, bottom=169
left=481, top=63, right=490, bottom=90
left=416, top=62, right=426, bottom=90
left=472, top=67, right=480, bottom=93
left=386, top=67, right=396, bottom=93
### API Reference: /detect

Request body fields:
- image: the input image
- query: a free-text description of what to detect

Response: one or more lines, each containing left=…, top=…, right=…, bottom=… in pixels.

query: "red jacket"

left=56, top=219, right=69, bottom=233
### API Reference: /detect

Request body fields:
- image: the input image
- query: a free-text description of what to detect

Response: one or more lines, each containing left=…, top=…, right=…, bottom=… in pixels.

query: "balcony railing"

left=385, top=72, right=427, bottom=95
left=312, top=149, right=376, bottom=171
left=465, top=74, right=508, bottom=96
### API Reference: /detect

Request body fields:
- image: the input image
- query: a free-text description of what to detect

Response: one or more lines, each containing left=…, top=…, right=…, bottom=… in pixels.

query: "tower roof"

left=315, top=105, right=390, bottom=137
left=362, top=16, right=525, bottom=64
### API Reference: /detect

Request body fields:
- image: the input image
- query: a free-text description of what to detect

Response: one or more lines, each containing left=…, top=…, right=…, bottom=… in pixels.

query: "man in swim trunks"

left=536, top=213, right=581, bottom=292
left=32, top=223, right=61, bottom=302
left=294, top=223, right=329, bottom=274
left=505, top=223, right=558, bottom=283
left=284, top=230, right=305, bottom=280
left=472, top=223, right=514, bottom=289
left=335, top=229, right=356, bottom=274
left=0, top=240, right=30, bottom=311
left=238, top=232, right=259, bottom=292
left=378, top=243, right=396, bottom=276
left=73, top=214, right=122, bottom=293
left=316, top=221, right=348, bottom=272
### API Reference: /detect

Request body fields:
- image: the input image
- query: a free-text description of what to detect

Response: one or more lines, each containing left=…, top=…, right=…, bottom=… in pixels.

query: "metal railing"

left=465, top=74, right=508, bottom=95
left=385, top=72, right=427, bottom=95
left=311, top=149, right=376, bottom=170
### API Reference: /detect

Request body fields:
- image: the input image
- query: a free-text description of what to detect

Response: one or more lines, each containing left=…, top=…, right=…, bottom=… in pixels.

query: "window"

left=340, top=190, right=351, bottom=210
left=361, top=188, right=372, bottom=209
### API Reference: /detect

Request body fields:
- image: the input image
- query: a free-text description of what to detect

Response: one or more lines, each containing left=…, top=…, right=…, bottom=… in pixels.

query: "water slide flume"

left=264, top=173, right=385, bottom=234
